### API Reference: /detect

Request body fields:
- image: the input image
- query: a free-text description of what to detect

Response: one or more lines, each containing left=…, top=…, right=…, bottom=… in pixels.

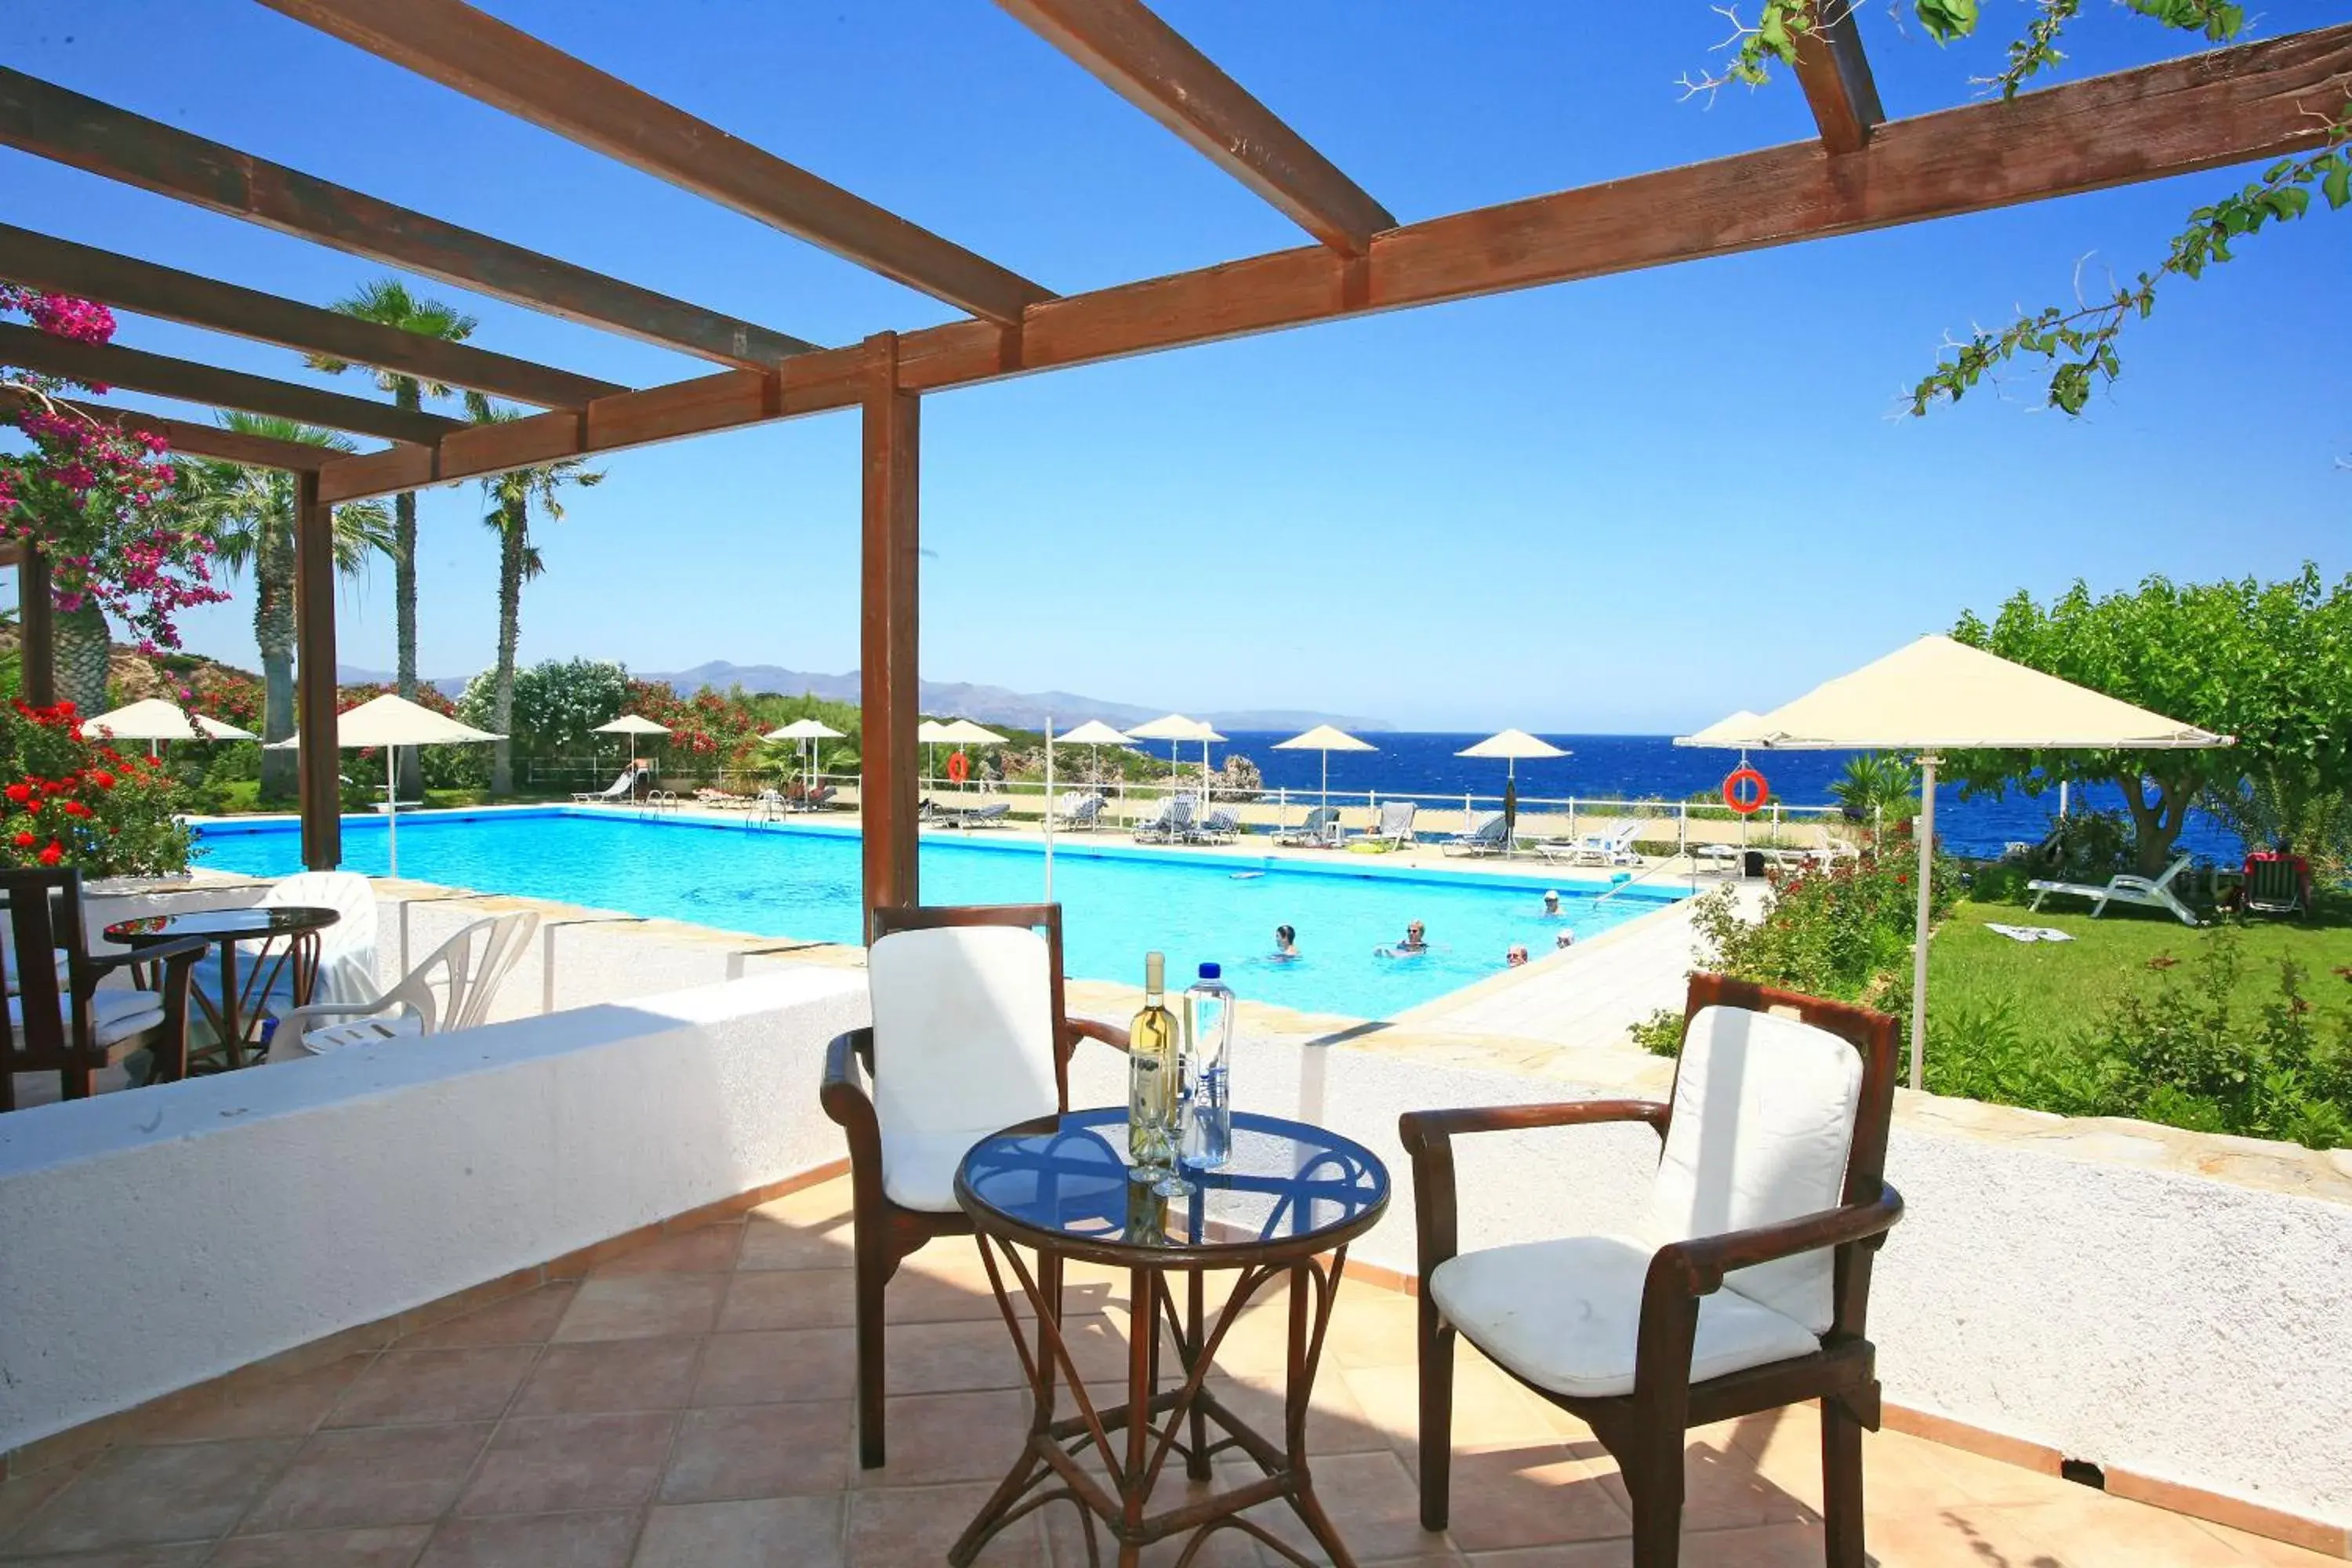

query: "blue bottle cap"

left=1199, top=962, right=1221, bottom=979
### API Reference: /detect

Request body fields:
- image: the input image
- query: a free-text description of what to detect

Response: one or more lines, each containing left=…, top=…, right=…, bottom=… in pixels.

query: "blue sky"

left=6, top=1, right=2347, bottom=731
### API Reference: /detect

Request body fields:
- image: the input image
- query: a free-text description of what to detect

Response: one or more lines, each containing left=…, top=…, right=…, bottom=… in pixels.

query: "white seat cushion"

left=9, top=987, right=166, bottom=1047
left=1645, top=1006, right=1864, bottom=1333
left=1428, top=1234, right=1820, bottom=1399
left=868, top=925, right=1062, bottom=1214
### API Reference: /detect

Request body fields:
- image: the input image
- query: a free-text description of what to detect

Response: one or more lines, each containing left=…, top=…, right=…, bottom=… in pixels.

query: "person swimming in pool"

left=1555, top=929, right=1577, bottom=950
left=1271, top=924, right=1298, bottom=961
left=1541, top=889, right=1563, bottom=916
left=1505, top=943, right=1530, bottom=967
left=1377, top=920, right=1429, bottom=958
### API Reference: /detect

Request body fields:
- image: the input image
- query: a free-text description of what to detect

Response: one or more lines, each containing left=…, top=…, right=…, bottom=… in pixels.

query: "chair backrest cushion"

left=868, top=925, right=1060, bottom=1148
left=1644, top=1005, right=1864, bottom=1333
left=264, top=872, right=379, bottom=1004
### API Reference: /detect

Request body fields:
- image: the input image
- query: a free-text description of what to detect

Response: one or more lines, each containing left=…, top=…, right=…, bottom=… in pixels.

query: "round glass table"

left=104, top=906, right=339, bottom=1069
left=953, top=1108, right=1389, bottom=1568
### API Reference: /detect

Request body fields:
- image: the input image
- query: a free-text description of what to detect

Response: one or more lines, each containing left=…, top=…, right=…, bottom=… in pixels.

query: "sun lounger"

left=1535, top=818, right=1642, bottom=867
left=1439, top=811, right=1508, bottom=857
left=2241, top=852, right=2312, bottom=918
left=2028, top=853, right=2199, bottom=926
left=572, top=766, right=637, bottom=804
left=927, top=801, right=1011, bottom=831
left=1051, top=793, right=1104, bottom=832
left=1274, top=805, right=1340, bottom=847
left=1133, top=797, right=1195, bottom=844
left=1350, top=800, right=1417, bottom=851
left=1192, top=808, right=1241, bottom=844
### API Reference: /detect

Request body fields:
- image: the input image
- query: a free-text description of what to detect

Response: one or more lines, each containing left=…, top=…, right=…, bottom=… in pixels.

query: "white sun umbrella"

left=1673, top=710, right=1770, bottom=749
left=1719, top=634, right=2231, bottom=1089
left=593, top=713, right=670, bottom=767
left=1457, top=730, right=1570, bottom=854
left=1042, top=719, right=1132, bottom=902
left=1128, top=713, right=1224, bottom=804
left=268, top=694, right=502, bottom=877
left=935, top=719, right=1007, bottom=794
left=764, top=717, right=844, bottom=800
left=1274, top=724, right=1376, bottom=818
left=915, top=718, right=958, bottom=791
left=82, top=697, right=256, bottom=758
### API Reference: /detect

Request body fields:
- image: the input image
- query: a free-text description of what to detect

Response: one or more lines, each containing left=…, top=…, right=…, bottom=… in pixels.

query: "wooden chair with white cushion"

left=820, top=903, right=1129, bottom=1470
left=2, top=867, right=206, bottom=1109
left=269, top=910, right=537, bottom=1058
left=1399, top=973, right=1904, bottom=1568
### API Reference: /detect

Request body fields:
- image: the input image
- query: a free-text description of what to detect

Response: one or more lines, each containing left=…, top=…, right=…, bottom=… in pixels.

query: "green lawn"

left=201, top=781, right=575, bottom=813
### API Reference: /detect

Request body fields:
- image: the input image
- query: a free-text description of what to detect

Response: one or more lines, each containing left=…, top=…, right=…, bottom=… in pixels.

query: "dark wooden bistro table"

left=103, top=906, right=339, bottom=1069
left=953, top=1107, right=1389, bottom=1568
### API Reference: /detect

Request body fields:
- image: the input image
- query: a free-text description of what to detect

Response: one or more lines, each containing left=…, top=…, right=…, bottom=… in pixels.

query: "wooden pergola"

left=7, top=2, right=2347, bottom=927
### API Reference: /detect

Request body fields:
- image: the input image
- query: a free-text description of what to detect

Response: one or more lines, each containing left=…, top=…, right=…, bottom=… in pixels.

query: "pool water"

left=194, top=810, right=1686, bottom=1020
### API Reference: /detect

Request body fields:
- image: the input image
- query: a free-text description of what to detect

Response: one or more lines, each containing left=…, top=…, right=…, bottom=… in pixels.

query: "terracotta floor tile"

left=205, top=1523, right=434, bottom=1566
left=145, top=1356, right=375, bottom=1445
left=0, top=1548, right=212, bottom=1567
left=1037, top=1479, right=1262, bottom=1568
left=1433, top=1447, right=1632, bottom=1555
left=415, top=1509, right=640, bottom=1567
left=2, top=1439, right=297, bottom=1554
left=849, top=1389, right=1033, bottom=1487
left=593, top=1225, right=743, bottom=1277
left=1461, top=1519, right=1827, bottom=1566
left=735, top=1213, right=855, bottom=1273
left=1321, top=1287, right=1425, bottom=1374
left=633, top=1495, right=845, bottom=1567
left=716, top=1269, right=855, bottom=1333
left=744, top=1181, right=853, bottom=1229
left=1343, top=1359, right=1563, bottom=1460
left=0, top=1457, right=92, bottom=1541
left=1587, top=1436, right=1817, bottom=1534
left=659, top=1401, right=854, bottom=1503
left=1219, top=1448, right=1450, bottom=1566
left=454, top=1410, right=677, bottom=1516
left=845, top=1480, right=1053, bottom=1566
left=2200, top=1519, right=2352, bottom=1566
left=509, top=1338, right=702, bottom=1417
left=884, top=1258, right=1035, bottom=1324
left=240, top=1422, right=492, bottom=1534
left=1977, top=1494, right=2261, bottom=1566
left=327, top=1347, right=539, bottom=1428
left=1853, top=1502, right=2064, bottom=1566
left=552, top=1276, right=724, bottom=1343
left=398, top=1287, right=576, bottom=1351
left=884, top=1315, right=1134, bottom=1397
left=1204, top=1367, right=1393, bottom=1457
left=690, top=1329, right=857, bottom=1406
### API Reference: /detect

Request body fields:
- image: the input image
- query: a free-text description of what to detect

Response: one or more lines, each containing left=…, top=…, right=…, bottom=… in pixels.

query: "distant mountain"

left=641, top=662, right=1389, bottom=733
left=336, top=664, right=470, bottom=699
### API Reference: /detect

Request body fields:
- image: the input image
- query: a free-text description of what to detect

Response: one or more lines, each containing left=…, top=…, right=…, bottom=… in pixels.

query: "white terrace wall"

left=1064, top=1029, right=2352, bottom=1532
left=0, top=968, right=865, bottom=1454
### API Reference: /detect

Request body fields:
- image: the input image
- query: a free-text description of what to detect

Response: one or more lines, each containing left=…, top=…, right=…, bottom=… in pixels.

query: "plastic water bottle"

left=1180, top=962, right=1233, bottom=1171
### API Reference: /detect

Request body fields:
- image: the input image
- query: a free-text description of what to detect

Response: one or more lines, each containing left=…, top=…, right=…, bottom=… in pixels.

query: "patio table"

left=103, top=905, right=338, bottom=1070
left=952, top=1107, right=1388, bottom=1568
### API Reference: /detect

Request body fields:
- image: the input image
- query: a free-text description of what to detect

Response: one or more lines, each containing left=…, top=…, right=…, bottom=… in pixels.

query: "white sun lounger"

left=1439, top=811, right=1508, bottom=857
left=2027, top=853, right=2199, bottom=926
left=572, top=766, right=637, bottom=804
left=1350, top=800, right=1417, bottom=851
left=1535, top=819, right=1642, bottom=867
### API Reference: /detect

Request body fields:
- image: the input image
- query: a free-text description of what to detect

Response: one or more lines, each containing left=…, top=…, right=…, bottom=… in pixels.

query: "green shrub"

left=1629, top=1007, right=1684, bottom=1057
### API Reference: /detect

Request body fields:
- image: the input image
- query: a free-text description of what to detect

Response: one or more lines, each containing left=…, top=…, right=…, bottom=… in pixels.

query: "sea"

left=1190, top=731, right=2237, bottom=863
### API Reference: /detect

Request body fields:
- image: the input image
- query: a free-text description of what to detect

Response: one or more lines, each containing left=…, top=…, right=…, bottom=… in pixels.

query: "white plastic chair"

left=212, top=871, right=379, bottom=1011
left=270, top=910, right=537, bottom=1058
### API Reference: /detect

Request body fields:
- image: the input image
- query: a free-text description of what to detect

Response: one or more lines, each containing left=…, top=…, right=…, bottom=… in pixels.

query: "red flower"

left=37, top=841, right=63, bottom=866
left=10, top=831, right=32, bottom=848
left=60, top=800, right=89, bottom=818
left=90, top=771, right=114, bottom=789
left=4, top=782, right=29, bottom=804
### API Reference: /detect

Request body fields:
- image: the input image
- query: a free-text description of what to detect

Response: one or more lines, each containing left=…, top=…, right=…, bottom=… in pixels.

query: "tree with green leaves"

left=180, top=418, right=394, bottom=800
left=1689, top=2, right=2351, bottom=430
left=307, top=280, right=477, bottom=793
left=466, top=396, right=604, bottom=796
left=1950, top=568, right=2352, bottom=877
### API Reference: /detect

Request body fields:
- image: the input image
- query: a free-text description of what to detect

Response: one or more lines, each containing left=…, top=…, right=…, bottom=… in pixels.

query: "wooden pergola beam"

left=0, top=388, right=328, bottom=470
left=858, top=335, right=920, bottom=926
left=1791, top=2, right=1885, bottom=154
left=312, top=24, right=2352, bottom=505
left=993, top=0, right=1393, bottom=254
left=259, top=0, right=1054, bottom=327
left=0, top=225, right=624, bottom=409
left=292, top=470, right=343, bottom=870
left=0, top=323, right=459, bottom=446
left=0, top=68, right=818, bottom=371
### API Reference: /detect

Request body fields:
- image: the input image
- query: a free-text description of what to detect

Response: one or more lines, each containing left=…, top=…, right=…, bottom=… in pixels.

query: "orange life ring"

left=1722, top=766, right=1768, bottom=816
left=946, top=750, right=969, bottom=785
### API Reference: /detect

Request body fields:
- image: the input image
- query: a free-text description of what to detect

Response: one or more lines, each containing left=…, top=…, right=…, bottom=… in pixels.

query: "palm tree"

left=183, top=417, right=394, bottom=800
left=467, top=396, right=603, bottom=795
left=307, top=279, right=477, bottom=794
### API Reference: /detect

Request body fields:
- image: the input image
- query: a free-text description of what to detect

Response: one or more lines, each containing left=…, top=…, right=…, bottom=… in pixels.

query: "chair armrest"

left=1398, top=1098, right=1668, bottom=1156
left=820, top=1025, right=892, bottom=1227
left=1399, top=1099, right=1671, bottom=1290
left=75, top=935, right=212, bottom=982
left=278, top=993, right=405, bottom=1033
left=1063, top=1015, right=1131, bottom=1054
left=1650, top=1184, right=1906, bottom=1300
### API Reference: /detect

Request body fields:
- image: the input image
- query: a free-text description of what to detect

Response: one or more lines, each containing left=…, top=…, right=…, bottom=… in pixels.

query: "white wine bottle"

left=1127, top=952, right=1179, bottom=1183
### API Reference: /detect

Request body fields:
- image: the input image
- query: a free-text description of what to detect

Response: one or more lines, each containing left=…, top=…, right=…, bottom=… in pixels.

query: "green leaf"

left=2323, top=162, right=2352, bottom=212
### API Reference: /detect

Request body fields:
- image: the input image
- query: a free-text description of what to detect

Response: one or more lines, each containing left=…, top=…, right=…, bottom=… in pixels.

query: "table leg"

left=218, top=939, right=243, bottom=1069
left=1186, top=1270, right=1210, bottom=1481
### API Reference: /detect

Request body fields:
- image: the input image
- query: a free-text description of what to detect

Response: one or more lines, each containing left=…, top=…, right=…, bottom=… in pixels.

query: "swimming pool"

left=194, top=810, right=1686, bottom=1019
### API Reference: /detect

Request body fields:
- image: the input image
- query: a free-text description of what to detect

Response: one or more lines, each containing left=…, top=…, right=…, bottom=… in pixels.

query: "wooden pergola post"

left=859, top=332, right=919, bottom=933
left=292, top=470, right=341, bottom=870
left=16, top=541, right=55, bottom=709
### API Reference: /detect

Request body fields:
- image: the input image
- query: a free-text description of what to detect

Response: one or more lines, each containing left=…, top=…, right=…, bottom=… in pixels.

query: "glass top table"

left=104, top=906, right=339, bottom=1069
left=949, top=1109, right=1390, bottom=1568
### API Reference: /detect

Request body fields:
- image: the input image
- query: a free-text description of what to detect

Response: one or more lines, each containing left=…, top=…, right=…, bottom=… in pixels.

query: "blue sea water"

left=194, top=811, right=1682, bottom=1020
left=1204, top=731, right=2236, bottom=862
